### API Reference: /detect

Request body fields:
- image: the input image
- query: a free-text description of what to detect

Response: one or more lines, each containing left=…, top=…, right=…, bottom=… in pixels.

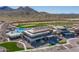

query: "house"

left=55, top=26, right=75, bottom=38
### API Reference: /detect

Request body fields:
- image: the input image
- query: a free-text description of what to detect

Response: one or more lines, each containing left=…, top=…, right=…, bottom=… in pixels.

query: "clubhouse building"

left=22, top=27, right=58, bottom=47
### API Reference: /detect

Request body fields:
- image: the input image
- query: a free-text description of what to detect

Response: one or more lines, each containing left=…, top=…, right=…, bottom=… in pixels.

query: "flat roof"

left=55, top=26, right=65, bottom=29
left=27, top=27, right=50, bottom=34
left=24, top=30, right=50, bottom=37
left=23, top=34, right=55, bottom=42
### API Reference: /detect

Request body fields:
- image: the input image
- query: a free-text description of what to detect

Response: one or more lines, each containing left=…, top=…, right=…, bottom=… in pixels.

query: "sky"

left=10, top=6, right=79, bottom=14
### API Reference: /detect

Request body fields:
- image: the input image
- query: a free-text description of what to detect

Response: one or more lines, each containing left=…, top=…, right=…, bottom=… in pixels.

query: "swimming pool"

left=15, top=28, right=27, bottom=33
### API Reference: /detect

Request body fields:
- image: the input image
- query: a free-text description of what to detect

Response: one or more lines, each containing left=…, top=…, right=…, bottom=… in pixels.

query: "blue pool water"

left=15, top=28, right=27, bottom=33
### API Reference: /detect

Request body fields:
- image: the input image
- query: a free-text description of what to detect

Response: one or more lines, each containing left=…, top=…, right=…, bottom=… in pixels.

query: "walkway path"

left=18, top=41, right=27, bottom=51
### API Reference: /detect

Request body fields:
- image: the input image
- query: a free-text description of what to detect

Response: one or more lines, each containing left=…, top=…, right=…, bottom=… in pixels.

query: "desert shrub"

left=59, top=39, right=67, bottom=44
left=48, top=44, right=55, bottom=47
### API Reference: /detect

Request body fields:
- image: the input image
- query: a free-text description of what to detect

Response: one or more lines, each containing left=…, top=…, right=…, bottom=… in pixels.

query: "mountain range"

left=0, top=6, right=36, bottom=11
left=0, top=6, right=79, bottom=22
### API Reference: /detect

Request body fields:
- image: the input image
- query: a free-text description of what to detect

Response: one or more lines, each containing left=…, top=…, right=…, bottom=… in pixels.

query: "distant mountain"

left=17, top=6, right=36, bottom=11
left=0, top=6, right=79, bottom=22
left=0, top=6, right=38, bottom=13
left=17, top=7, right=24, bottom=10
left=0, top=6, right=13, bottom=11
left=0, top=6, right=38, bottom=16
left=17, top=6, right=38, bottom=14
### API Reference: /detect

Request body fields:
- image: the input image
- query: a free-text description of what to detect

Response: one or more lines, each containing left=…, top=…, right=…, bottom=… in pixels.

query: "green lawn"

left=0, top=42, right=24, bottom=52
left=16, top=21, right=74, bottom=28
left=16, top=23, right=48, bottom=28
